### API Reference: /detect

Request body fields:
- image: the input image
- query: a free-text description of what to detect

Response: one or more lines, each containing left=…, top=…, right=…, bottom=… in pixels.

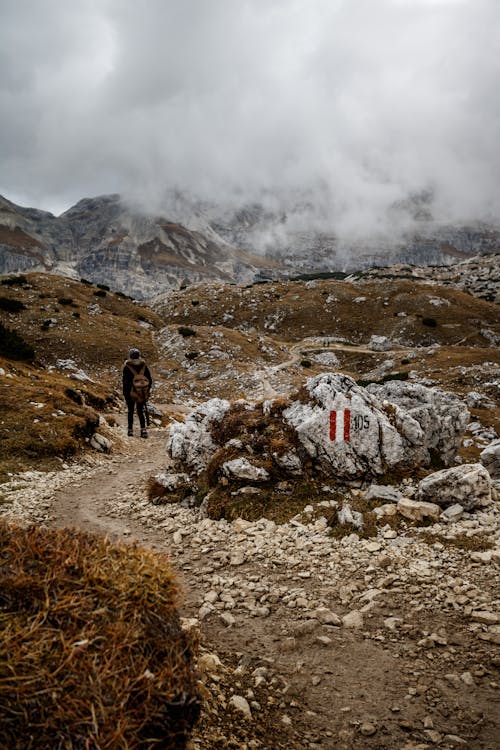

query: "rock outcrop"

left=167, top=373, right=469, bottom=482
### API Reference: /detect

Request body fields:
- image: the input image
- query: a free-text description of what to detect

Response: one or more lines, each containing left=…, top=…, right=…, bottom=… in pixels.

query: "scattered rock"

left=397, top=497, right=441, bottom=522
left=417, top=463, right=492, bottom=510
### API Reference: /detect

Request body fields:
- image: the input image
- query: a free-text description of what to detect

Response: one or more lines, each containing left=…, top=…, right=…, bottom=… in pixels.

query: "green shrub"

left=422, top=317, right=437, bottom=327
left=97, top=283, right=110, bottom=291
left=80, top=278, right=92, bottom=285
left=57, top=297, right=74, bottom=306
left=94, top=289, right=107, bottom=298
left=0, top=297, right=26, bottom=312
left=0, top=322, right=34, bottom=360
left=301, top=359, right=312, bottom=368
left=178, top=326, right=196, bottom=337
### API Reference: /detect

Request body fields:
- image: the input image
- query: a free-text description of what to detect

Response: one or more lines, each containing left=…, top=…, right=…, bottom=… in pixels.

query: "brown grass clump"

left=417, top=530, right=494, bottom=552
left=147, top=476, right=196, bottom=506
left=0, top=521, right=200, bottom=750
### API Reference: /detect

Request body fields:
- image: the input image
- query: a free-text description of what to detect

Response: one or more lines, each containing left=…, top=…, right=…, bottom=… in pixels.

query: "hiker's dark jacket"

left=122, top=358, right=153, bottom=401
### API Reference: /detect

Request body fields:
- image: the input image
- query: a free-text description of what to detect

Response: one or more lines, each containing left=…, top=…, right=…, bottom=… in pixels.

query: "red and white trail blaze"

left=329, top=409, right=351, bottom=443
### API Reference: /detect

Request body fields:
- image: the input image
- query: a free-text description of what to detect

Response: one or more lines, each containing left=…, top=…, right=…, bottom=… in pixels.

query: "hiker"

left=122, top=348, right=153, bottom=438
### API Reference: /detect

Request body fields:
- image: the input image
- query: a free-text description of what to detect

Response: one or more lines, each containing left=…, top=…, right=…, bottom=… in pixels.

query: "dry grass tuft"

left=0, top=521, right=200, bottom=750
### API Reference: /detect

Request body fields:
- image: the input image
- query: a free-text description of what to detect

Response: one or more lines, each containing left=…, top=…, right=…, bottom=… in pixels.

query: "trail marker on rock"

left=330, top=409, right=351, bottom=442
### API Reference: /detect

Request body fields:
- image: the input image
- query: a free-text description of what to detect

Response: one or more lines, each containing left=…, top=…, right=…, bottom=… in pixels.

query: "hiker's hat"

left=129, top=348, right=141, bottom=359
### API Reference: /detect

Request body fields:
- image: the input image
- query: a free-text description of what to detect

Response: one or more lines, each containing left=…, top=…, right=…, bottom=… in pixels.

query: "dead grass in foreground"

left=0, top=521, right=200, bottom=750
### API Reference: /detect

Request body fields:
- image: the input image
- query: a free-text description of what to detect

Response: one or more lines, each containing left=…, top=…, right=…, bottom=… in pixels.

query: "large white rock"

left=167, top=374, right=469, bottom=483
left=417, top=463, right=492, bottom=510
left=283, top=374, right=468, bottom=479
left=167, top=398, right=230, bottom=472
left=367, top=381, right=469, bottom=466
left=480, top=440, right=500, bottom=479
left=283, top=373, right=406, bottom=478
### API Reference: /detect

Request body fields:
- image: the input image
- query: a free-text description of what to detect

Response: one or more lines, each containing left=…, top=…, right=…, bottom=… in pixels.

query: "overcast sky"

left=0, top=0, right=499, bottom=236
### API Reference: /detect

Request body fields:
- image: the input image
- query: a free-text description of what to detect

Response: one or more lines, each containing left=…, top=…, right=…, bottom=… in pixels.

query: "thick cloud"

left=0, top=0, right=499, bottom=238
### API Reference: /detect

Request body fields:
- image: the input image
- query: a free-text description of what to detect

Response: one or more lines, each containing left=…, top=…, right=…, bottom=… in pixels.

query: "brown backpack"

left=127, top=363, right=150, bottom=404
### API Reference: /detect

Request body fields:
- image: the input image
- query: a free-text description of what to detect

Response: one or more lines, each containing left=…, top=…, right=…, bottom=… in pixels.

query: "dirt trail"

left=44, top=412, right=500, bottom=750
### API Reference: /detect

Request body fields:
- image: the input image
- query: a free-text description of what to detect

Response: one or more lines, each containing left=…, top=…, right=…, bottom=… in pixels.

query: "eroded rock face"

left=417, top=463, right=493, bottom=510
left=367, top=381, right=469, bottom=467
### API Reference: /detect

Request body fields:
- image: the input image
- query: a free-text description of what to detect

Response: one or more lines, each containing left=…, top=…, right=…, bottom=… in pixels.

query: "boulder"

left=167, top=374, right=469, bottom=483
left=480, top=440, right=500, bottom=479
left=168, top=398, right=230, bottom=473
left=283, top=374, right=467, bottom=479
left=416, top=463, right=492, bottom=510
left=367, top=381, right=469, bottom=467
left=397, top=497, right=441, bottom=522
left=368, top=335, right=392, bottom=352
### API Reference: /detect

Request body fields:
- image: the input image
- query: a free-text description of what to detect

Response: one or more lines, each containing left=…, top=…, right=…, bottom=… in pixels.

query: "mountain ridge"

left=1, top=191, right=499, bottom=298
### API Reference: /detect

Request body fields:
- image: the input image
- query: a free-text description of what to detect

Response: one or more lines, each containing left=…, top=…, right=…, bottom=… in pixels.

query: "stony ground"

left=2, top=411, right=499, bottom=750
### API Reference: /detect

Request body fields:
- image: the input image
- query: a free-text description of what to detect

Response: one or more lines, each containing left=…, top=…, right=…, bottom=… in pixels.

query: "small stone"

left=220, top=612, right=236, bottom=627
left=229, top=695, right=252, bottom=720
left=314, top=607, right=342, bottom=626
left=471, top=610, right=498, bottom=625
left=316, top=635, right=332, bottom=646
left=365, top=541, right=382, bottom=553
left=360, top=722, right=377, bottom=736
left=461, top=671, right=475, bottom=686
left=443, top=735, right=467, bottom=746
left=444, top=673, right=461, bottom=689
left=342, top=610, right=364, bottom=629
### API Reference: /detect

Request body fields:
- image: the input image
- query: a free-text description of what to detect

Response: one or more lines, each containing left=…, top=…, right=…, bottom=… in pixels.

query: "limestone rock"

left=417, top=463, right=492, bottom=510
left=365, top=484, right=402, bottom=503
left=153, top=472, right=193, bottom=493
left=89, top=433, right=112, bottom=453
left=167, top=398, right=230, bottom=472
left=397, top=497, right=441, bottom=522
left=367, top=381, right=469, bottom=467
left=222, top=458, right=269, bottom=482
left=480, top=440, right=500, bottom=479
left=368, top=335, right=392, bottom=351
left=229, top=694, right=252, bottom=720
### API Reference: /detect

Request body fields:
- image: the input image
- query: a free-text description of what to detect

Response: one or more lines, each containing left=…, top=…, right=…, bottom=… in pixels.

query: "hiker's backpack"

left=127, top=363, right=150, bottom=404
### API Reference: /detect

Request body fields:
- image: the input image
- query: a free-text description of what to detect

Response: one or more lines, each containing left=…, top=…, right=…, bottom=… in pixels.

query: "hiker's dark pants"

left=126, top=399, right=146, bottom=430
